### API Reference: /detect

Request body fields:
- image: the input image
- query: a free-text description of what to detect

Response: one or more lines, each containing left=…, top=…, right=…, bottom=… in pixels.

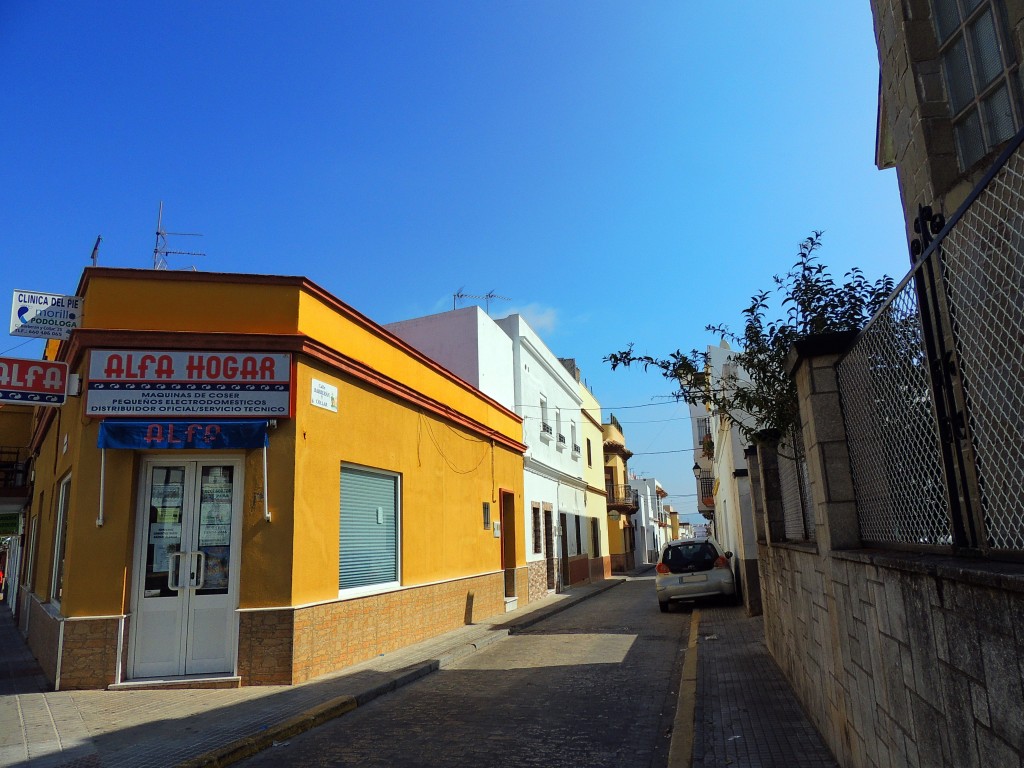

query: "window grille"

left=932, top=0, right=1022, bottom=169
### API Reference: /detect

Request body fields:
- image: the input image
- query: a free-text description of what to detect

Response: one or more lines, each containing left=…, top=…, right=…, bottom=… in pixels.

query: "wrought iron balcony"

left=605, top=484, right=639, bottom=513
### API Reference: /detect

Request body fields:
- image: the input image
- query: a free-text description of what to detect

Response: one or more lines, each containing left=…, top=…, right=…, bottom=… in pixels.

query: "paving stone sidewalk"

left=0, top=579, right=626, bottom=768
left=2, top=577, right=841, bottom=768
left=692, top=605, right=839, bottom=768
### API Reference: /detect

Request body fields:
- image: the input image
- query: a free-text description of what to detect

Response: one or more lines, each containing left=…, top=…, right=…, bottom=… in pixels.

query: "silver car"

left=655, top=535, right=736, bottom=612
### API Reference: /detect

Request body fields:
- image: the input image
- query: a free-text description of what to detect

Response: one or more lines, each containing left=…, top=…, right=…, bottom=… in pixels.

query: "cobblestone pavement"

left=0, top=579, right=627, bottom=768
left=2, top=575, right=843, bottom=768
left=692, top=605, right=839, bottom=768
left=236, top=575, right=690, bottom=768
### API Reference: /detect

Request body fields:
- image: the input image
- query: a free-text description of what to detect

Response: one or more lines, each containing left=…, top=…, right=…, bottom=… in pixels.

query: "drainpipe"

left=96, top=449, right=106, bottom=527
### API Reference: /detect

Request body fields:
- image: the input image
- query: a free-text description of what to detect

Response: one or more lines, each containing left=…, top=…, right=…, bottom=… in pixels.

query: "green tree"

left=606, top=232, right=894, bottom=442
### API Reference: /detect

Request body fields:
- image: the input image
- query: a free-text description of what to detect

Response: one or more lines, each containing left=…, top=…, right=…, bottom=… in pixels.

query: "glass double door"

left=130, top=457, right=242, bottom=679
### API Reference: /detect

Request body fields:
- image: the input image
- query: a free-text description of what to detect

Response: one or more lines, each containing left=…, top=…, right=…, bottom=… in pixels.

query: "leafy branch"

left=605, top=232, right=894, bottom=443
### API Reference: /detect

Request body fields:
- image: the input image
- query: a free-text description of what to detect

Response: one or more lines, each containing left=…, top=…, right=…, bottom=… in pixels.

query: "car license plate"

left=680, top=574, right=707, bottom=583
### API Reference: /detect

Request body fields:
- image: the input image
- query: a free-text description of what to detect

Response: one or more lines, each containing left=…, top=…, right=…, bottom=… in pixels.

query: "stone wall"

left=757, top=337, right=1024, bottom=766
left=761, top=543, right=1024, bottom=767
left=870, top=0, right=1024, bottom=225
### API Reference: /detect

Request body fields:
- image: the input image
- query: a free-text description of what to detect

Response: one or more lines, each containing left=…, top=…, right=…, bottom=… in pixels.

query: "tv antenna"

left=452, top=288, right=511, bottom=314
left=152, top=201, right=205, bottom=270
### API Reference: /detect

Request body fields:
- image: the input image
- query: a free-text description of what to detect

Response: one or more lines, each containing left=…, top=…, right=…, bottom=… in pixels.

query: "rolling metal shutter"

left=339, top=467, right=398, bottom=590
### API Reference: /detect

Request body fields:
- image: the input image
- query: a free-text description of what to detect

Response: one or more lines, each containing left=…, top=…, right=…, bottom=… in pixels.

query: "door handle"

left=192, top=551, right=206, bottom=589
left=167, top=552, right=184, bottom=591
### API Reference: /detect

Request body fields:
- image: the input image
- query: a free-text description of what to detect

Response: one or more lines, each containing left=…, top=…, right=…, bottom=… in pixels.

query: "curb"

left=667, top=608, right=700, bottom=768
left=176, top=694, right=359, bottom=768
left=174, top=578, right=626, bottom=768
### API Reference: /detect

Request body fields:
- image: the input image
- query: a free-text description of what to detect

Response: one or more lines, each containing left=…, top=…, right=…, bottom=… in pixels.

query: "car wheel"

left=659, top=601, right=669, bottom=613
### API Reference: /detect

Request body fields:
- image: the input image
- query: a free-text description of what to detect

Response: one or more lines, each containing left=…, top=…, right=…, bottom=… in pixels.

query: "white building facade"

left=628, top=476, right=669, bottom=565
left=689, top=341, right=760, bottom=614
left=387, top=307, right=598, bottom=603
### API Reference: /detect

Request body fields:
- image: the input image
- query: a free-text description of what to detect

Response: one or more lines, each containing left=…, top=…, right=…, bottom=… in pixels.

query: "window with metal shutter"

left=339, top=466, right=399, bottom=591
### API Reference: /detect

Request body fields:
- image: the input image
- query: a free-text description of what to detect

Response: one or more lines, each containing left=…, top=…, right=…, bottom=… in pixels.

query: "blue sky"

left=0, top=3, right=906, bottom=519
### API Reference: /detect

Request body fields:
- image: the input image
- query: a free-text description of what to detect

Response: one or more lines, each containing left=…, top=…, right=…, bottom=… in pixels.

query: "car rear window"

left=662, top=542, right=717, bottom=573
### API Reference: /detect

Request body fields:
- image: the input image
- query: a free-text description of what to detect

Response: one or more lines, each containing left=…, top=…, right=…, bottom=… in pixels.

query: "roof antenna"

left=453, top=288, right=511, bottom=314
left=153, top=201, right=205, bottom=270
left=482, top=290, right=510, bottom=314
left=90, top=235, right=102, bottom=266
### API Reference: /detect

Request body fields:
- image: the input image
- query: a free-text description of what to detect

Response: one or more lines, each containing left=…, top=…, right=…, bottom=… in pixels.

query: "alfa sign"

left=0, top=357, right=68, bottom=406
left=10, top=290, right=84, bottom=341
left=86, top=350, right=292, bottom=417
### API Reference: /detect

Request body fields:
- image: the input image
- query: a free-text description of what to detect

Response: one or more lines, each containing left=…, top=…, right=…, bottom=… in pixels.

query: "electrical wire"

left=0, top=339, right=36, bottom=356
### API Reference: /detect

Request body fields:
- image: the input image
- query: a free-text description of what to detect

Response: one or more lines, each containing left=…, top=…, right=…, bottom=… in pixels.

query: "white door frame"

left=128, top=454, right=244, bottom=680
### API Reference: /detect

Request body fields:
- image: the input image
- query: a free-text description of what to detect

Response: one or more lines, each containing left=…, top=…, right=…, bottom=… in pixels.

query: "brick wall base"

left=59, top=617, right=121, bottom=690
left=589, top=555, right=611, bottom=582
left=610, top=553, right=631, bottom=573
left=22, top=599, right=121, bottom=691
left=25, top=598, right=59, bottom=689
left=527, top=559, right=550, bottom=603
left=567, top=555, right=590, bottom=586
left=238, top=571, right=506, bottom=686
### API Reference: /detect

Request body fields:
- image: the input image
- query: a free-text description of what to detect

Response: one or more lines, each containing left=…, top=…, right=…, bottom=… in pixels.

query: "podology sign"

left=86, top=350, right=292, bottom=417
left=10, top=290, right=84, bottom=341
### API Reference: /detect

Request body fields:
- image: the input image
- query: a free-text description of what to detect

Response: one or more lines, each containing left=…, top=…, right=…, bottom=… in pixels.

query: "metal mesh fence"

left=837, top=279, right=952, bottom=544
left=938, top=147, right=1024, bottom=551
left=777, top=428, right=815, bottom=541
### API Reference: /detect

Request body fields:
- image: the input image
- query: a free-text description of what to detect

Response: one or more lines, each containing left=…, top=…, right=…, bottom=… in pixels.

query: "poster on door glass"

left=199, top=523, right=230, bottom=546
left=151, top=483, right=183, bottom=523
left=201, top=501, right=231, bottom=525
left=149, top=522, right=181, bottom=572
left=201, top=484, right=233, bottom=503
left=200, top=545, right=229, bottom=590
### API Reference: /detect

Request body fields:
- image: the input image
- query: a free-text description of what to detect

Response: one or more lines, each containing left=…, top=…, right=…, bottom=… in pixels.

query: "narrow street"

left=238, top=576, right=690, bottom=768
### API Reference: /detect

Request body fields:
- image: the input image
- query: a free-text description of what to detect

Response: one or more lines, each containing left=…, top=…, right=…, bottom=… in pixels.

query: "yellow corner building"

left=15, top=268, right=526, bottom=689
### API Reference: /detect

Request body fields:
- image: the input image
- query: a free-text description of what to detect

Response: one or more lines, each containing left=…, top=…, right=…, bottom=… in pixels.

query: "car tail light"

left=713, top=556, right=729, bottom=568
left=655, top=563, right=670, bottom=574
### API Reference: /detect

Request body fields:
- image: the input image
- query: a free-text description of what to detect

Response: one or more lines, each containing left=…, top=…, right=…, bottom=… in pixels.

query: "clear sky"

left=0, top=2, right=906, bottom=520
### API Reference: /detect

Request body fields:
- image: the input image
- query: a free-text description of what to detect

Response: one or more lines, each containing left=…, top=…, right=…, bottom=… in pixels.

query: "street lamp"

left=692, top=462, right=701, bottom=479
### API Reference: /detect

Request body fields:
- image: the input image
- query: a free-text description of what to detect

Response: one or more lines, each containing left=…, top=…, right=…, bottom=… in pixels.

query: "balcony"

left=540, top=422, right=553, bottom=443
left=697, top=470, right=715, bottom=509
left=556, top=433, right=567, bottom=451
left=571, top=443, right=581, bottom=457
left=605, top=484, right=639, bottom=514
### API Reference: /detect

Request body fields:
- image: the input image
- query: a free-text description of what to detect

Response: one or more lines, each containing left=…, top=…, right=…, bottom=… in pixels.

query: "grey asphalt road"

left=237, top=574, right=692, bottom=768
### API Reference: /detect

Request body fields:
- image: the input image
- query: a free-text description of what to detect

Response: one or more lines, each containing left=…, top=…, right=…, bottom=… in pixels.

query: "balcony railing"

left=605, top=484, right=639, bottom=513
left=696, top=416, right=712, bottom=440
left=540, top=422, right=553, bottom=442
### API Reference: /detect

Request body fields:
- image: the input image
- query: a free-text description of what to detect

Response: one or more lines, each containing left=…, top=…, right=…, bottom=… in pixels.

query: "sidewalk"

left=1, top=576, right=838, bottom=768
left=685, top=605, right=839, bottom=768
left=1, top=578, right=627, bottom=768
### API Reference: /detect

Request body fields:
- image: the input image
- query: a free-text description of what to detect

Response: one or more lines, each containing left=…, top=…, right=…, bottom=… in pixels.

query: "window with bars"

left=932, top=0, right=1022, bottom=169
left=532, top=505, right=542, bottom=554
